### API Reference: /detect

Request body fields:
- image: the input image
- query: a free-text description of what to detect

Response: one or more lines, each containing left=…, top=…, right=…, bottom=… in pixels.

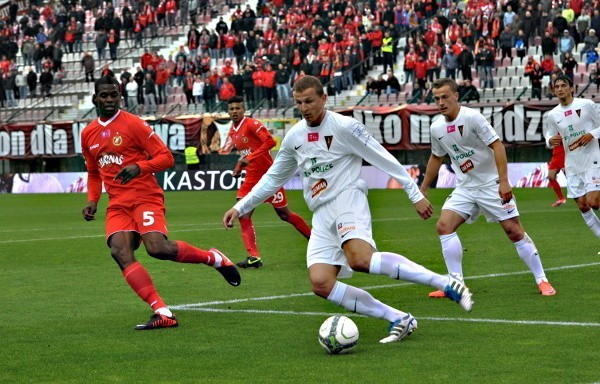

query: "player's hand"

left=82, top=201, right=97, bottom=221
left=499, top=180, right=513, bottom=204
left=223, top=208, right=240, bottom=228
left=414, top=197, right=433, bottom=220
left=114, top=164, right=140, bottom=185
left=232, top=158, right=248, bottom=177
left=549, top=135, right=562, bottom=147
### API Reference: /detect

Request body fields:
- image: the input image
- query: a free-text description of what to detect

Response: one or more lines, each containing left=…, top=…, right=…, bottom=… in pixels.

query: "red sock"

left=548, top=179, right=564, bottom=199
left=174, top=240, right=215, bottom=265
left=122, top=262, right=166, bottom=311
left=286, top=212, right=311, bottom=239
left=239, top=217, right=259, bottom=256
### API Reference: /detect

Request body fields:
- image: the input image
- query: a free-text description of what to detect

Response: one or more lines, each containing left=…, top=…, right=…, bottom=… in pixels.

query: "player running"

left=220, top=95, right=311, bottom=269
left=81, top=75, right=240, bottom=330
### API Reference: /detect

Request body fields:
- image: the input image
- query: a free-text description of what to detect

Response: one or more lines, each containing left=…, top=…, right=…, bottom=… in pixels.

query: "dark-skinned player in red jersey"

left=81, top=75, right=241, bottom=330
left=220, top=95, right=311, bottom=268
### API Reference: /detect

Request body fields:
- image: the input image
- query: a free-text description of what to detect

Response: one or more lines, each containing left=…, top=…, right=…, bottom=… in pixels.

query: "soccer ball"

left=318, top=315, right=359, bottom=354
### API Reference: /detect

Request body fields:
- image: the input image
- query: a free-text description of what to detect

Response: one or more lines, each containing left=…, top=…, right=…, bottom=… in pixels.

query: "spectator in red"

left=187, top=25, right=201, bottom=59
left=184, top=71, right=195, bottom=104
left=224, top=31, right=236, bottom=59
left=446, top=19, right=462, bottom=43
left=524, top=55, right=539, bottom=77
left=221, top=59, right=234, bottom=78
left=208, top=68, right=221, bottom=88
left=155, top=62, right=170, bottom=104
left=252, top=64, right=265, bottom=104
left=166, top=0, right=177, bottom=28
left=403, top=47, right=418, bottom=83
left=140, top=49, right=153, bottom=70
left=540, top=54, right=555, bottom=76
left=218, top=76, right=237, bottom=103
left=414, top=56, right=429, bottom=89
left=367, top=25, right=383, bottom=65
left=263, top=63, right=277, bottom=108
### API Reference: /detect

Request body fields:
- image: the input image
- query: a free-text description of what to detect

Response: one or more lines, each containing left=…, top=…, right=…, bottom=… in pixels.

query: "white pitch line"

left=173, top=307, right=600, bottom=327
left=172, top=261, right=600, bottom=309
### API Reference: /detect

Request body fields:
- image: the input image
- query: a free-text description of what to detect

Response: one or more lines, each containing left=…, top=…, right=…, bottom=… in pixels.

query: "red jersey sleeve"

left=244, top=120, right=276, bottom=163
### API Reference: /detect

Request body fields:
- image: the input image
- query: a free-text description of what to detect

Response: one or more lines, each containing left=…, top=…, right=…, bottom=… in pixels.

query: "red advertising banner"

left=0, top=101, right=560, bottom=159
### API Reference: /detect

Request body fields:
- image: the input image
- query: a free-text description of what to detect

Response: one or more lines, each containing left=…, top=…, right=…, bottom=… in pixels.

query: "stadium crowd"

left=1, top=0, right=600, bottom=110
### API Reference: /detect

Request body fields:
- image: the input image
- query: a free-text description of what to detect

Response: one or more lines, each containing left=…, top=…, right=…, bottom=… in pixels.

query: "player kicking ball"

left=81, top=75, right=241, bottom=330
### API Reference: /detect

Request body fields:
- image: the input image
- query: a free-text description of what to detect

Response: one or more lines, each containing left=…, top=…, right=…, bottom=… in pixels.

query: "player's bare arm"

left=420, top=154, right=445, bottom=195
left=82, top=201, right=97, bottom=221
left=114, top=164, right=141, bottom=185
left=489, top=140, right=513, bottom=203
left=232, top=157, right=249, bottom=177
left=548, top=134, right=562, bottom=147
left=223, top=208, right=240, bottom=228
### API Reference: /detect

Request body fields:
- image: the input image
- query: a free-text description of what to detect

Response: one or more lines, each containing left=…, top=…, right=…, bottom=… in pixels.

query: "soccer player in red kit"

left=548, top=143, right=567, bottom=207
left=81, top=75, right=241, bottom=330
left=221, top=95, right=311, bottom=268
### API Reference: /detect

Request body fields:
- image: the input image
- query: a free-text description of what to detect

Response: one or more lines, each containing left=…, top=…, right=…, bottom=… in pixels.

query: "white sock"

left=440, top=232, right=464, bottom=280
left=370, top=252, right=448, bottom=290
left=327, top=281, right=405, bottom=322
left=514, top=233, right=547, bottom=284
left=581, top=209, right=600, bottom=237
left=155, top=307, right=173, bottom=317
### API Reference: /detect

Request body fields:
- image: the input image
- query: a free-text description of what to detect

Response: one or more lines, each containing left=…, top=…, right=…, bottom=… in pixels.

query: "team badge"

left=458, top=125, right=464, bottom=136
left=325, top=135, right=333, bottom=149
left=576, top=109, right=581, bottom=118
left=242, top=137, right=249, bottom=143
left=112, top=135, right=123, bottom=146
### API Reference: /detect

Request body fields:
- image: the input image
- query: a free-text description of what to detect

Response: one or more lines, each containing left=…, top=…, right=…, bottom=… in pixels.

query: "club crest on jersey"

left=242, top=137, right=249, bottom=143
left=564, top=110, right=572, bottom=117
left=308, top=132, right=319, bottom=142
left=325, top=135, right=333, bottom=149
left=447, top=125, right=456, bottom=133
left=458, top=125, right=464, bottom=136
left=576, top=109, right=581, bottom=117
left=112, top=135, right=123, bottom=146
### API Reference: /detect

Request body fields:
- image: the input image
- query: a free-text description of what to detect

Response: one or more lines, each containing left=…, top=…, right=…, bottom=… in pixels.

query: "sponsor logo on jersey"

left=90, top=144, right=99, bottom=150
left=311, top=178, right=327, bottom=197
left=564, top=110, right=572, bottom=116
left=112, top=135, right=123, bottom=146
left=240, top=148, right=252, bottom=157
left=325, top=135, right=333, bottom=150
left=98, top=153, right=124, bottom=168
left=459, top=159, right=474, bottom=173
left=337, top=221, right=356, bottom=237
left=308, top=132, right=319, bottom=142
left=452, top=149, right=475, bottom=160
left=447, top=125, right=456, bottom=133
left=101, top=130, right=111, bottom=138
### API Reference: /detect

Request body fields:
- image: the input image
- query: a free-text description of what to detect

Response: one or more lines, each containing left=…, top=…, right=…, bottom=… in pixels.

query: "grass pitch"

left=0, top=188, right=598, bottom=383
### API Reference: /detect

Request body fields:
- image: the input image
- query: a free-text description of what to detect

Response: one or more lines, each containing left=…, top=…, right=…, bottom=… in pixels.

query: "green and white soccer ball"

left=318, top=315, right=359, bottom=354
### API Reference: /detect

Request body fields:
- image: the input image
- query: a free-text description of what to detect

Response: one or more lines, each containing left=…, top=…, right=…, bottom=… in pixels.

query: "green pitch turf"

left=0, top=188, right=598, bottom=383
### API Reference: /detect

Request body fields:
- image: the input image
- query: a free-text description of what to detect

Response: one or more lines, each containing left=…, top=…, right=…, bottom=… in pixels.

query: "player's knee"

left=311, top=280, right=335, bottom=298
left=505, top=226, right=524, bottom=242
left=435, top=220, right=453, bottom=235
left=145, top=243, right=172, bottom=260
left=276, top=210, right=289, bottom=221
left=110, top=249, right=135, bottom=270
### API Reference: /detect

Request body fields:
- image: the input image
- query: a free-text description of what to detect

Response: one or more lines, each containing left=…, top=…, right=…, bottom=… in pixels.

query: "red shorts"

left=237, top=180, right=288, bottom=209
left=105, top=201, right=168, bottom=241
left=548, top=150, right=565, bottom=171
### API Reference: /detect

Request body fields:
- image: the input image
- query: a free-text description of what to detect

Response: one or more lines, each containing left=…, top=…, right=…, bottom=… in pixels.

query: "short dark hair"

left=432, top=78, right=458, bottom=93
left=227, top=95, right=244, bottom=104
left=292, top=75, right=324, bottom=96
left=94, top=75, right=120, bottom=93
left=552, top=74, right=573, bottom=88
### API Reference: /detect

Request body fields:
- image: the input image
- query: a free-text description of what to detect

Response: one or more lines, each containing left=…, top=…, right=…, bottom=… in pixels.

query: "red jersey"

left=81, top=110, right=174, bottom=206
left=222, top=116, right=276, bottom=181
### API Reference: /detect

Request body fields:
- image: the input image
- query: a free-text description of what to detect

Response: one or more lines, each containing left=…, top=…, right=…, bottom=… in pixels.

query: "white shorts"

left=442, top=184, right=519, bottom=223
left=566, top=167, right=600, bottom=199
left=306, top=188, right=376, bottom=278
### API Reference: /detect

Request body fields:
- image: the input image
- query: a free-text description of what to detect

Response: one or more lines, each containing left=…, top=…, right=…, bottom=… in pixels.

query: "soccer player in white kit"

left=546, top=75, right=600, bottom=237
left=420, top=78, right=556, bottom=297
left=223, top=76, right=474, bottom=344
